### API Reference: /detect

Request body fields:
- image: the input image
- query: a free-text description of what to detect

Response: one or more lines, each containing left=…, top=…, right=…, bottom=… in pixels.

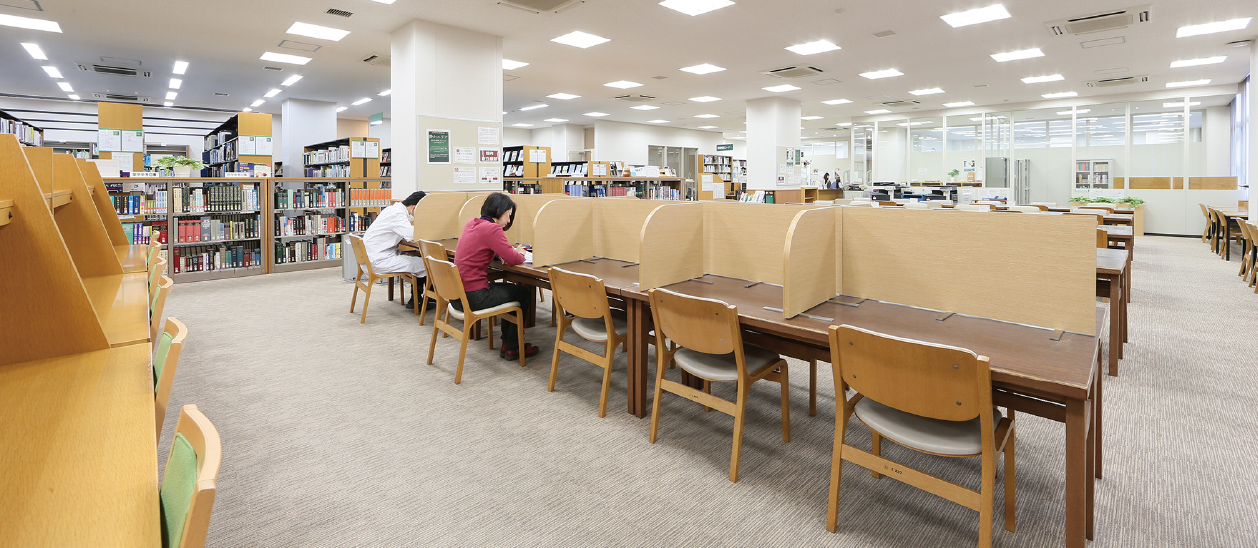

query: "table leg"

left=388, top=277, right=395, bottom=301
left=1066, top=397, right=1092, bottom=548
left=1095, top=351, right=1104, bottom=481
left=1226, top=223, right=1232, bottom=261
left=1125, top=244, right=1133, bottom=304
left=626, top=299, right=649, bottom=418
left=1108, top=278, right=1120, bottom=376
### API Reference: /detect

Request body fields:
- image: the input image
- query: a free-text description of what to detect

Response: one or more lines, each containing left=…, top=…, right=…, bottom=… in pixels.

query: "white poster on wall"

left=454, top=147, right=476, bottom=164
left=478, top=127, right=500, bottom=145
left=257, top=137, right=274, bottom=155
left=453, top=166, right=477, bottom=185
left=479, top=166, right=501, bottom=186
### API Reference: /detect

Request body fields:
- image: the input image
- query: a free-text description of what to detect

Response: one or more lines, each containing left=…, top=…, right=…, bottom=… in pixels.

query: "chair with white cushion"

left=546, top=267, right=627, bottom=417
left=956, top=204, right=993, bottom=212
left=1007, top=205, right=1042, bottom=213
left=425, top=256, right=526, bottom=383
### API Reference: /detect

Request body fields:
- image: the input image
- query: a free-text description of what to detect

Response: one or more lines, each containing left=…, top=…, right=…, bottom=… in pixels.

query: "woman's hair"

left=481, top=192, right=517, bottom=231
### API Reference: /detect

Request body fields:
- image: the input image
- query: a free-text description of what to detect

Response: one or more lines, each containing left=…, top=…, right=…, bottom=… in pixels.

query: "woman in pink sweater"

left=453, top=193, right=539, bottom=360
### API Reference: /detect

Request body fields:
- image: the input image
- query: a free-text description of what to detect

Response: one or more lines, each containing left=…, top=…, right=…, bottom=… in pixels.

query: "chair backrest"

left=425, top=257, right=469, bottom=310
left=1067, top=212, right=1104, bottom=224
left=418, top=239, right=448, bottom=267
left=548, top=267, right=610, bottom=320
left=148, top=239, right=162, bottom=267
left=161, top=404, right=221, bottom=548
left=153, top=317, right=188, bottom=444
left=149, top=257, right=167, bottom=299
left=1030, top=201, right=1056, bottom=207
left=1199, top=203, right=1210, bottom=218
left=955, top=204, right=992, bottom=212
left=830, top=324, right=991, bottom=422
left=1076, top=207, right=1111, bottom=216
left=648, top=288, right=741, bottom=357
left=974, top=200, right=1002, bottom=205
left=849, top=199, right=872, bottom=206
left=151, top=275, right=173, bottom=341
left=346, top=235, right=373, bottom=278
left=876, top=201, right=899, bottom=207
left=1097, top=228, right=1108, bottom=249
left=1009, top=205, right=1042, bottom=213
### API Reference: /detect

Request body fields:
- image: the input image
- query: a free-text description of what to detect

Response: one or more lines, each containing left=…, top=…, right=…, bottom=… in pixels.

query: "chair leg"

left=979, top=456, right=997, bottom=548
left=453, top=332, right=470, bottom=384
left=702, top=380, right=712, bottom=412
left=411, top=276, right=421, bottom=315
left=426, top=311, right=441, bottom=365
left=418, top=283, right=430, bottom=326
left=871, top=432, right=883, bottom=479
left=827, top=399, right=853, bottom=533
left=359, top=281, right=373, bottom=324
left=1005, top=421, right=1017, bottom=533
left=809, top=359, right=818, bottom=417
left=487, top=318, right=495, bottom=350
left=729, top=382, right=749, bottom=483
left=516, top=312, right=526, bottom=368
left=548, top=328, right=563, bottom=393
left=598, top=341, right=614, bottom=418
left=350, top=282, right=360, bottom=313
left=648, top=350, right=669, bottom=444
left=778, top=364, right=791, bottom=443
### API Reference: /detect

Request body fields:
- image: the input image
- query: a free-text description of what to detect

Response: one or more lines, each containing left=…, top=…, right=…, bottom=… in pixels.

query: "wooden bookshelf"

left=503, top=176, right=685, bottom=200
left=347, top=178, right=392, bottom=237
left=302, top=137, right=381, bottom=178
left=502, top=145, right=551, bottom=180
left=269, top=178, right=349, bottom=273
left=97, top=102, right=143, bottom=172
left=0, top=108, right=43, bottom=146
left=379, top=147, right=391, bottom=178
left=201, top=112, right=274, bottom=177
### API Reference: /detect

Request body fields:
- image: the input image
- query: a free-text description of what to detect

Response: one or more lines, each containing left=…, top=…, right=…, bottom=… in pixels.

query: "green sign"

left=369, top=112, right=384, bottom=126
left=717, top=144, right=733, bottom=152
left=427, top=129, right=450, bottom=164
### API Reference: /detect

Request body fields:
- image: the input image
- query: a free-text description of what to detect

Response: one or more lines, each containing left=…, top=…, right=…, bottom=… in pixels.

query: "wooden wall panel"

left=1189, top=177, right=1237, bottom=190
left=77, top=158, right=129, bottom=246
left=593, top=199, right=669, bottom=263
left=640, top=204, right=705, bottom=290
left=1128, top=177, right=1172, bottom=190
left=783, top=207, right=840, bottom=318
left=97, top=102, right=144, bottom=172
left=51, top=155, right=123, bottom=278
left=842, top=207, right=1096, bottom=335
left=533, top=199, right=594, bottom=267
left=702, top=202, right=813, bottom=285
left=414, top=192, right=473, bottom=241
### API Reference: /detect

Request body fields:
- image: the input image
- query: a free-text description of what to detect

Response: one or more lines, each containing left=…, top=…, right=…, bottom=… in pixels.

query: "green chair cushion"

left=160, top=433, right=198, bottom=548
left=150, top=287, right=160, bottom=314
left=153, top=332, right=174, bottom=392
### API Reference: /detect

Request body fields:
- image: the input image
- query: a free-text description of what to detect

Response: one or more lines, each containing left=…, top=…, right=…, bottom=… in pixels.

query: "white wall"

left=270, top=114, right=283, bottom=166
left=280, top=99, right=337, bottom=173
left=368, top=118, right=391, bottom=150
left=593, top=120, right=724, bottom=164
left=502, top=127, right=534, bottom=147
left=1204, top=106, right=1231, bottom=177
left=873, top=125, right=906, bottom=182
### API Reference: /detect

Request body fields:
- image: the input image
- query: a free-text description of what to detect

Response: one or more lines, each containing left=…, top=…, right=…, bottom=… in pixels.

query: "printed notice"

left=454, top=147, right=476, bottom=164
left=351, top=140, right=367, bottom=159
left=479, top=166, right=501, bottom=186
left=365, top=141, right=380, bottom=159
left=428, top=130, right=450, bottom=164
left=528, top=148, right=546, bottom=163
left=702, top=173, right=718, bottom=192
left=97, top=129, right=122, bottom=152
left=453, top=166, right=477, bottom=185
left=257, top=137, right=274, bottom=155
left=479, top=148, right=500, bottom=164
left=121, top=130, right=144, bottom=153
left=478, top=126, right=500, bottom=145
left=592, top=163, right=607, bottom=177
left=239, top=136, right=257, bottom=155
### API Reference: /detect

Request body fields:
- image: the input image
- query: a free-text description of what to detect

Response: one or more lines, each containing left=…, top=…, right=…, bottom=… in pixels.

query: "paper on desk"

left=524, top=251, right=533, bottom=264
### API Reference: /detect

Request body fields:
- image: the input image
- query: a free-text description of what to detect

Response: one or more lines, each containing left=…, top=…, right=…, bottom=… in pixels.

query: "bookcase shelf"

left=303, top=138, right=381, bottom=178
left=201, top=112, right=273, bottom=177
left=269, top=178, right=348, bottom=271
left=1, top=109, right=44, bottom=147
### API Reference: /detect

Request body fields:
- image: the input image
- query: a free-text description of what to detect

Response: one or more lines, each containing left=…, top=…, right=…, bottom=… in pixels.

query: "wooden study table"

left=0, top=344, right=161, bottom=546
left=1099, top=225, right=1134, bottom=303
left=1097, top=248, right=1127, bottom=376
left=81, top=272, right=151, bottom=347
left=116, top=244, right=148, bottom=274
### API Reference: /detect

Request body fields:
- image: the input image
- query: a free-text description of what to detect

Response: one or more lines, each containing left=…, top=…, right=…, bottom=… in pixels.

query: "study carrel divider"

left=32, top=150, right=125, bottom=279
left=530, top=198, right=674, bottom=268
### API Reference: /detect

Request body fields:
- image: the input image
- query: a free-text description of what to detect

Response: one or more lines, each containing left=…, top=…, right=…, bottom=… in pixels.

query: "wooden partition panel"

left=533, top=199, right=595, bottom=267
left=702, top=202, right=814, bottom=285
left=843, top=208, right=1096, bottom=335
left=593, top=199, right=669, bottom=263
left=0, top=135, right=110, bottom=365
left=459, top=193, right=487, bottom=228
left=77, top=158, right=129, bottom=246
left=414, top=192, right=473, bottom=241
left=23, top=147, right=53, bottom=194
left=640, top=204, right=705, bottom=290
left=503, top=194, right=574, bottom=246
left=1189, top=177, right=1238, bottom=190
left=51, top=155, right=123, bottom=278
left=783, top=207, right=841, bottom=318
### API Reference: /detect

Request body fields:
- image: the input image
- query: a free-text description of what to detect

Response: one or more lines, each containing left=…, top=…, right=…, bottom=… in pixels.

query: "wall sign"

left=427, top=129, right=451, bottom=164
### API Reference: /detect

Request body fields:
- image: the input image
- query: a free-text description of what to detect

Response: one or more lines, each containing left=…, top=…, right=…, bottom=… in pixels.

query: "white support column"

left=1250, top=42, right=1257, bottom=217
left=549, top=124, right=585, bottom=161
left=280, top=99, right=338, bottom=176
left=746, top=97, right=801, bottom=190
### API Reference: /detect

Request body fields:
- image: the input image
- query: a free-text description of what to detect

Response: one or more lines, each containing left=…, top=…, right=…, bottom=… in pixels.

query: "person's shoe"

left=500, top=343, right=541, bottom=360
left=404, top=297, right=415, bottom=308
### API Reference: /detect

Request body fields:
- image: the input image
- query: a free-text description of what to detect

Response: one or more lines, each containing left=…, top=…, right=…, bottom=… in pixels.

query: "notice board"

left=418, top=115, right=502, bottom=191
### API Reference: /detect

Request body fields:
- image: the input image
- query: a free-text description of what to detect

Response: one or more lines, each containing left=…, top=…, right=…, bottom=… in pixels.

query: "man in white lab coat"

left=362, top=191, right=428, bottom=307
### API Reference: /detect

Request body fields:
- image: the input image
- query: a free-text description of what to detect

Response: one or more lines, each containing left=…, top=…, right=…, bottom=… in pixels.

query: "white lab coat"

left=362, top=202, right=426, bottom=276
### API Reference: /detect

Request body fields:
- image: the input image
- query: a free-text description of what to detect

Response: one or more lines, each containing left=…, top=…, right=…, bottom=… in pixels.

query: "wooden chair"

left=547, top=267, right=627, bottom=418
left=1218, top=211, right=1245, bottom=259
left=425, top=256, right=526, bottom=383
left=956, top=204, right=992, bottom=212
left=160, top=404, right=221, bottom=548
left=416, top=240, right=448, bottom=326
left=1008, top=205, right=1042, bottom=213
left=1238, top=221, right=1255, bottom=283
left=876, top=201, right=900, bottom=207
left=147, top=235, right=162, bottom=267
left=825, top=325, right=1015, bottom=547
left=150, top=275, right=173, bottom=342
left=1068, top=211, right=1105, bottom=225
left=347, top=235, right=418, bottom=324
left=148, top=256, right=167, bottom=301
left=647, top=288, right=790, bottom=483
left=153, top=317, right=188, bottom=445
left=1199, top=204, right=1213, bottom=243
left=1078, top=205, right=1115, bottom=214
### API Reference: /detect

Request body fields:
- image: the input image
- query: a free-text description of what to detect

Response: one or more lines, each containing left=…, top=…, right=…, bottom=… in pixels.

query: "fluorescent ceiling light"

left=544, top=118, right=569, bottom=123
left=631, top=105, right=660, bottom=110
left=173, top=61, right=188, bottom=75
left=281, top=75, right=303, bottom=86
left=336, top=107, right=348, bottom=112
left=552, top=31, right=610, bottom=49
left=21, top=43, right=47, bottom=60
left=584, top=112, right=610, bottom=117
left=243, top=108, right=254, bottom=112
left=169, top=78, right=182, bottom=89
left=370, top=120, right=383, bottom=126
left=697, top=125, right=718, bottom=129
left=372, top=0, right=396, bottom=3
left=260, top=88, right=280, bottom=98
left=822, top=99, right=852, bottom=105
left=260, top=52, right=311, bottom=65
left=991, top=48, right=1043, bottom=62
left=605, top=80, right=643, bottom=89
left=248, top=99, right=265, bottom=107
left=1163, top=101, right=1202, bottom=107
left=163, top=101, right=172, bottom=107
left=352, top=97, right=372, bottom=105
left=860, top=69, right=903, bottom=79
left=909, top=87, right=944, bottom=95
left=940, top=4, right=1011, bottom=28
left=378, top=89, right=391, bottom=96
left=287, top=22, right=350, bottom=41
left=503, top=59, right=529, bottom=70
left=166, top=91, right=178, bottom=100
left=520, top=104, right=548, bottom=111
left=943, top=101, right=975, bottom=107
left=1041, top=91, right=1078, bottom=98
left=680, top=63, right=725, bottom=74
left=786, top=40, right=841, bottom=55
left=1166, top=79, right=1210, bottom=88
left=659, top=0, right=734, bottom=16
left=0, top=13, right=62, bottom=33
left=694, top=114, right=720, bottom=118
left=1176, top=18, right=1251, bottom=38
left=1022, top=74, right=1064, bottom=83
left=865, top=109, right=891, bottom=114
left=547, top=93, right=580, bottom=100
left=1170, top=56, right=1226, bottom=68
left=763, top=84, right=801, bottom=92
left=68, top=94, right=80, bottom=101
left=689, top=96, right=721, bottom=102
left=42, top=66, right=62, bottom=78
left=646, top=119, right=669, bottom=123
left=801, top=116, right=823, bottom=120
left=57, top=82, right=72, bottom=92
left=512, top=123, right=534, bottom=127
left=836, top=122, right=852, bottom=127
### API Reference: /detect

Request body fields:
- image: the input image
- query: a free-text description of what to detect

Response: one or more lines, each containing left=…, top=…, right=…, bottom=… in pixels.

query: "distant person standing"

left=822, top=172, right=831, bottom=188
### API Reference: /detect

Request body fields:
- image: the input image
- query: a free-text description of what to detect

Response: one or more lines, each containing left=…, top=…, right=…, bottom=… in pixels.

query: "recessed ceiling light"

left=503, top=59, right=529, bottom=70
left=260, top=89, right=281, bottom=98
left=822, top=99, right=853, bottom=105
left=374, top=90, right=389, bottom=97
left=694, top=114, right=720, bottom=118
left=786, top=39, right=841, bottom=55
left=57, top=82, right=73, bottom=92
left=372, top=0, right=397, bottom=3
left=336, top=106, right=348, bottom=112
left=512, top=123, right=534, bottom=128
left=173, top=61, right=188, bottom=75
left=260, top=52, right=311, bottom=65
left=352, top=97, right=372, bottom=105
left=990, top=48, right=1044, bottom=62
left=1041, top=91, right=1078, bottom=98
left=243, top=108, right=254, bottom=112
left=41, top=66, right=62, bottom=78
left=250, top=98, right=264, bottom=107
left=0, top=13, right=62, bottom=33
left=801, top=115, right=823, bottom=120
left=544, top=118, right=569, bottom=123
left=659, top=0, right=735, bottom=16
left=865, top=109, right=891, bottom=114
left=1170, top=56, right=1226, bottom=68
left=547, top=92, right=580, bottom=100
left=697, top=125, right=718, bottom=129
left=67, top=94, right=80, bottom=101
left=909, top=87, right=944, bottom=95
left=520, top=104, right=548, bottom=111
left=20, top=43, right=47, bottom=60
left=168, top=78, right=182, bottom=89
left=287, top=22, right=350, bottom=41
left=631, top=105, right=661, bottom=110
left=943, top=101, right=975, bottom=107
left=163, top=101, right=172, bottom=107
left=836, top=122, right=852, bottom=127
left=1166, top=79, right=1211, bottom=88
left=689, top=96, right=721, bottom=102
left=647, top=119, right=669, bottom=123
left=552, top=31, right=610, bottom=49
left=763, top=84, right=801, bottom=92
left=1176, top=18, right=1251, bottom=38
left=281, top=75, right=303, bottom=86
left=1056, top=109, right=1091, bottom=115
left=680, top=63, right=726, bottom=74
left=584, top=112, right=610, bottom=117
left=1163, top=101, right=1202, bottom=107
left=859, top=69, right=903, bottom=79
left=605, top=80, right=643, bottom=89
left=940, top=4, right=1011, bottom=28
left=1022, top=74, right=1064, bottom=83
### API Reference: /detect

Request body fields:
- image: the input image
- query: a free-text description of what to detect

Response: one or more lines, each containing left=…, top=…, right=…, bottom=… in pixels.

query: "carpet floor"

left=159, top=235, right=1258, bottom=546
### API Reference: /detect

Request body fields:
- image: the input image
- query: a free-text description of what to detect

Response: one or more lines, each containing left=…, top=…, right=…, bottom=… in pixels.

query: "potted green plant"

left=948, top=169, right=960, bottom=183
left=156, top=156, right=205, bottom=178
left=1116, top=196, right=1144, bottom=209
left=1070, top=196, right=1091, bottom=205
left=1090, top=196, right=1116, bottom=203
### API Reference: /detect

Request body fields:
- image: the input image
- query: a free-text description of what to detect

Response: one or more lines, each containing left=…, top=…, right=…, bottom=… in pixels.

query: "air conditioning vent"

left=263, top=66, right=284, bottom=71
left=1085, top=75, right=1149, bottom=88
left=326, top=8, right=352, bottom=17
left=762, top=66, right=824, bottom=79
left=76, top=63, right=151, bottom=78
left=614, top=94, right=656, bottom=103
left=880, top=100, right=920, bottom=108
left=1046, top=5, right=1150, bottom=36
left=497, top=0, right=583, bottom=13
left=214, top=92, right=230, bottom=97
left=362, top=54, right=390, bottom=67
left=90, top=92, right=152, bottom=103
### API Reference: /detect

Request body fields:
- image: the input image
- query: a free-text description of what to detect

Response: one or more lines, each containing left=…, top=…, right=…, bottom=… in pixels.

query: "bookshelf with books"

left=269, top=178, right=349, bottom=273
left=698, top=154, right=734, bottom=201
left=302, top=138, right=381, bottom=178
left=1, top=109, right=43, bottom=146
left=347, top=179, right=392, bottom=235
left=502, top=176, right=685, bottom=200
left=1074, top=159, right=1113, bottom=190
left=168, top=179, right=266, bottom=282
left=104, top=178, right=169, bottom=247
left=379, top=148, right=391, bottom=177
left=502, top=145, right=551, bottom=180
left=200, top=112, right=274, bottom=178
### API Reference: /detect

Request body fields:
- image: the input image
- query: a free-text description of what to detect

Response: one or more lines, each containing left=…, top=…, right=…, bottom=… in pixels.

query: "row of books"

left=204, top=131, right=234, bottom=150
left=379, top=166, right=391, bottom=177
left=644, top=186, right=682, bottom=201
left=549, top=163, right=589, bottom=177
left=276, top=214, right=345, bottom=237
left=380, top=150, right=391, bottom=164
left=304, top=164, right=353, bottom=177
left=502, top=149, right=527, bottom=163
left=347, top=211, right=377, bottom=233
left=201, top=162, right=270, bottom=178
left=703, top=155, right=733, bottom=166
left=349, top=188, right=391, bottom=208
left=173, top=244, right=263, bottom=274
left=303, top=145, right=351, bottom=166
left=111, top=191, right=168, bottom=215
left=504, top=164, right=527, bottom=178
left=1, top=117, right=41, bottom=146
left=737, top=190, right=777, bottom=203
left=174, top=215, right=260, bottom=243
left=276, top=187, right=344, bottom=209
left=122, top=222, right=166, bottom=245
left=204, top=140, right=238, bottom=165
left=171, top=184, right=258, bottom=214
left=275, top=238, right=342, bottom=264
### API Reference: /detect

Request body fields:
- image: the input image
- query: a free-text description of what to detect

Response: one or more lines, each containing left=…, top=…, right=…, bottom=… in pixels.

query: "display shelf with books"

left=502, top=145, right=551, bottom=179
left=1, top=109, right=43, bottom=146
left=501, top=176, right=686, bottom=200
left=200, top=112, right=273, bottom=177
left=302, top=138, right=381, bottom=178
left=347, top=179, right=391, bottom=235
left=269, top=178, right=349, bottom=273
left=379, top=148, right=391, bottom=177
left=168, top=178, right=267, bottom=282
left=1074, top=159, right=1113, bottom=190
left=107, top=179, right=169, bottom=246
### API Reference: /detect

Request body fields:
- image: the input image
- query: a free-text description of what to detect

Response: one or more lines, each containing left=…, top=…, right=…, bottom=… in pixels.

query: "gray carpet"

left=159, top=235, right=1258, bottom=546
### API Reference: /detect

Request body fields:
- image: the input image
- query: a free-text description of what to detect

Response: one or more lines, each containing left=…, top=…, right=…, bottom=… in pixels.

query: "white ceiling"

left=0, top=0, right=1253, bottom=135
